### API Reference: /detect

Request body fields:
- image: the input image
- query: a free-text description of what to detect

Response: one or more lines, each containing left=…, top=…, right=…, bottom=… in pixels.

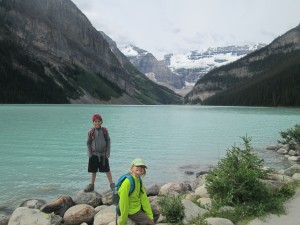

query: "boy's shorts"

left=88, top=155, right=110, bottom=173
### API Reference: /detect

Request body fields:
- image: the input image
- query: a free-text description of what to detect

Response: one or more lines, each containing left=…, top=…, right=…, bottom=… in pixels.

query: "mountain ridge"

left=184, top=23, right=300, bottom=106
left=0, top=0, right=182, bottom=104
left=121, top=44, right=266, bottom=96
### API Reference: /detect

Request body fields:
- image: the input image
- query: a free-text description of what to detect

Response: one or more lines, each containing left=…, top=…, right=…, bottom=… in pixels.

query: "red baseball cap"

left=92, top=114, right=102, bottom=121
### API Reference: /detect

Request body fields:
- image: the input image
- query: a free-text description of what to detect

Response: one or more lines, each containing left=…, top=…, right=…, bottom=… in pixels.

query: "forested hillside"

left=185, top=24, right=300, bottom=107
left=204, top=50, right=300, bottom=106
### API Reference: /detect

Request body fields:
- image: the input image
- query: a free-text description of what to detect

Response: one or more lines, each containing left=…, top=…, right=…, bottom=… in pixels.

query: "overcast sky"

left=72, top=0, right=300, bottom=59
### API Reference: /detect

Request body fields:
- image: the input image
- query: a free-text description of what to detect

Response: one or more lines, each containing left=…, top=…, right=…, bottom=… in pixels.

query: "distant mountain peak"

left=0, top=0, right=182, bottom=104
left=165, top=44, right=266, bottom=83
left=121, top=44, right=266, bottom=96
left=184, top=23, right=300, bottom=106
left=120, top=45, right=149, bottom=57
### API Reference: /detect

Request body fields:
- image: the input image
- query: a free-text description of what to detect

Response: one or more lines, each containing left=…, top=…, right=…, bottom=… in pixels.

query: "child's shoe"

left=84, top=183, right=94, bottom=192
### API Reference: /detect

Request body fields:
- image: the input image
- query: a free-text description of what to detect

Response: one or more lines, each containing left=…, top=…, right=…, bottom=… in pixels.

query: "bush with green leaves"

left=157, top=194, right=185, bottom=223
left=278, top=124, right=300, bottom=149
left=191, top=135, right=296, bottom=225
left=205, top=136, right=270, bottom=205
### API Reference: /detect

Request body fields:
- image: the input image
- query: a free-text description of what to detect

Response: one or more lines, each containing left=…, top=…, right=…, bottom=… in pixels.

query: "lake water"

left=1, top=105, right=300, bottom=210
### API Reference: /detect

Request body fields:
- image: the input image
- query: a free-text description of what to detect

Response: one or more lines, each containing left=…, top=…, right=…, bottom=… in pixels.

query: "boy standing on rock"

left=84, top=114, right=115, bottom=192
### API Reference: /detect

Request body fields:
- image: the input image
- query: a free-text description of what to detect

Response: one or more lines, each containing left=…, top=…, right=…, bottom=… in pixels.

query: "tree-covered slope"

left=204, top=50, right=300, bottom=106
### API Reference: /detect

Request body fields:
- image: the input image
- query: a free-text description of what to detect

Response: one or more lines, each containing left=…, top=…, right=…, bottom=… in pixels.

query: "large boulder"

left=8, top=207, right=62, bottom=225
left=159, top=183, right=191, bottom=196
left=101, top=190, right=113, bottom=205
left=74, top=190, right=102, bottom=207
left=146, top=184, right=161, bottom=196
left=182, top=199, right=208, bottom=224
left=197, top=197, right=212, bottom=209
left=204, top=217, right=234, bottom=225
left=288, top=156, right=300, bottom=162
left=280, top=164, right=300, bottom=176
left=194, top=185, right=210, bottom=197
left=267, top=173, right=294, bottom=183
left=94, top=205, right=136, bottom=225
left=20, top=199, right=47, bottom=209
left=259, top=179, right=285, bottom=191
left=277, top=148, right=288, bottom=155
left=63, top=204, right=95, bottom=225
left=0, top=214, right=9, bottom=225
left=292, top=173, right=300, bottom=181
left=190, top=174, right=207, bottom=191
left=41, top=195, right=74, bottom=217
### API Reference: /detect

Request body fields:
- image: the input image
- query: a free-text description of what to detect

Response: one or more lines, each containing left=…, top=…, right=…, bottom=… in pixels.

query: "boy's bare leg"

left=106, top=171, right=115, bottom=190
left=91, top=172, right=96, bottom=184
left=106, top=171, right=113, bottom=184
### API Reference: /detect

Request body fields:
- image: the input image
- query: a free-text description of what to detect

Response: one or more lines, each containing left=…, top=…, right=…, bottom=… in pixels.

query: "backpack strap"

left=116, top=173, right=135, bottom=195
left=126, top=174, right=135, bottom=195
left=102, top=127, right=108, bottom=150
left=89, top=127, right=95, bottom=141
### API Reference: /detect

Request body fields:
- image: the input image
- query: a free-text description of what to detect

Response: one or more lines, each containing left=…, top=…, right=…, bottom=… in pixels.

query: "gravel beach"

left=248, top=187, right=300, bottom=225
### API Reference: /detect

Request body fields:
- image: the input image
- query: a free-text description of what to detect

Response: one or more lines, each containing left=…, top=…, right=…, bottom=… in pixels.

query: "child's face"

left=131, top=165, right=145, bottom=178
left=93, top=119, right=102, bottom=128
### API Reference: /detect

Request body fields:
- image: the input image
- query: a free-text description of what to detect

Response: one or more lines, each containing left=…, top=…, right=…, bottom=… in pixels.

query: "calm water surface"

left=0, top=105, right=299, bottom=209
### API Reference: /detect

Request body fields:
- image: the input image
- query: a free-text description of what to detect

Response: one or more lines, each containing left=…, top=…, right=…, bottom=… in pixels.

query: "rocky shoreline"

left=1, top=144, right=300, bottom=225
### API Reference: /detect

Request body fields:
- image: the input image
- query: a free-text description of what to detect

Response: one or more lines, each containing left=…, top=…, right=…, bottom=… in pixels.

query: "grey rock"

left=8, top=207, right=62, bottom=225
left=146, top=184, right=161, bottom=196
left=204, top=217, right=234, bottom=225
left=281, top=164, right=300, bottom=176
left=182, top=199, right=208, bottom=224
left=41, top=195, right=74, bottom=217
left=0, top=214, right=9, bottom=225
left=63, top=204, right=95, bottom=225
left=74, top=190, right=102, bottom=208
left=19, top=199, right=47, bottom=209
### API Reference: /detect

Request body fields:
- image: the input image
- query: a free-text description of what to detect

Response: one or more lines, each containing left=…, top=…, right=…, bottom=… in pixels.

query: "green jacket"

left=118, top=175, right=153, bottom=225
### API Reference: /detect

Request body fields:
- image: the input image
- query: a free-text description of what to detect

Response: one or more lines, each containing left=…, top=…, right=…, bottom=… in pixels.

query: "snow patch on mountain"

left=120, top=44, right=266, bottom=93
left=122, top=47, right=139, bottom=57
left=145, top=72, right=157, bottom=82
left=121, top=45, right=148, bottom=57
left=169, top=52, right=242, bottom=70
left=166, top=44, right=266, bottom=72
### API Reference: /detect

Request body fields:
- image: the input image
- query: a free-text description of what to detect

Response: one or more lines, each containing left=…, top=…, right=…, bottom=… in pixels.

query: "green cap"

left=131, top=158, right=147, bottom=168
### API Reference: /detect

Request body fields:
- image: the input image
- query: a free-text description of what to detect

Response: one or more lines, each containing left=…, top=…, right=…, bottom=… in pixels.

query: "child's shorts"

left=88, top=155, right=110, bottom=173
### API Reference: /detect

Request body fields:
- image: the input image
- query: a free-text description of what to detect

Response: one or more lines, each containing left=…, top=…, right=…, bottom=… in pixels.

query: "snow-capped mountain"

left=120, top=44, right=266, bottom=96
left=164, top=44, right=266, bottom=83
left=185, top=23, right=300, bottom=106
left=121, top=45, right=185, bottom=90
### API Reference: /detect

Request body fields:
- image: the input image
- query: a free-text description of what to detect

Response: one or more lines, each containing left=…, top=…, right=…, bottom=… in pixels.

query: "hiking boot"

left=110, top=182, right=115, bottom=191
left=84, top=183, right=94, bottom=192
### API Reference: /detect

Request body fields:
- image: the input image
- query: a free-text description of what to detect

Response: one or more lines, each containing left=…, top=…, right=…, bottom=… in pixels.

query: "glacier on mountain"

left=120, top=44, right=266, bottom=95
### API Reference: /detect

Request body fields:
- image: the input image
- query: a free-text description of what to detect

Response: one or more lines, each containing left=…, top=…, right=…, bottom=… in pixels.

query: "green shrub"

left=191, top=135, right=296, bottom=225
left=205, top=136, right=269, bottom=206
left=158, top=194, right=185, bottom=224
left=278, top=124, right=300, bottom=149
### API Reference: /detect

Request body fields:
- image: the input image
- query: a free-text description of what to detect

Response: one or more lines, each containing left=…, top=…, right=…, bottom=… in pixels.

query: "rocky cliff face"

left=0, top=0, right=182, bottom=104
left=185, top=24, right=300, bottom=103
left=121, top=44, right=265, bottom=96
left=121, top=45, right=184, bottom=90
left=0, top=0, right=133, bottom=94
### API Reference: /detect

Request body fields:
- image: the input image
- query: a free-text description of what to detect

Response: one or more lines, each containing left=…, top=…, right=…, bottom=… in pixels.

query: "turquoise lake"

left=1, top=105, right=300, bottom=210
